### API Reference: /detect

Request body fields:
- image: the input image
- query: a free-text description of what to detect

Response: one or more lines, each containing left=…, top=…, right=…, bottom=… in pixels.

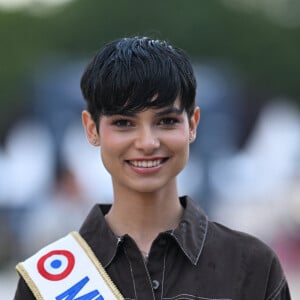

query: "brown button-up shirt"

left=14, top=196, right=291, bottom=300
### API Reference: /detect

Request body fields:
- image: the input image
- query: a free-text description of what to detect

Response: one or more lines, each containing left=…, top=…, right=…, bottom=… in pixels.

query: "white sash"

left=16, top=231, right=124, bottom=300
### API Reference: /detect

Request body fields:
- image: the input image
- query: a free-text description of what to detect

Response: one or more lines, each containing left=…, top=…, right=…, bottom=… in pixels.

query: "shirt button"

left=152, top=280, right=160, bottom=290
left=180, top=222, right=187, bottom=231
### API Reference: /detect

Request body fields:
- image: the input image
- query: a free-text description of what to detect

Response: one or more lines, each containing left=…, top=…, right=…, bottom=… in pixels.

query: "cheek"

left=100, top=125, right=121, bottom=146
left=100, top=127, right=131, bottom=156
left=166, top=127, right=189, bottom=146
left=164, top=131, right=190, bottom=159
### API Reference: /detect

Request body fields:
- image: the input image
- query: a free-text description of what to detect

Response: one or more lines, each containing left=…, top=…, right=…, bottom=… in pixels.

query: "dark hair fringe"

left=81, top=37, right=196, bottom=124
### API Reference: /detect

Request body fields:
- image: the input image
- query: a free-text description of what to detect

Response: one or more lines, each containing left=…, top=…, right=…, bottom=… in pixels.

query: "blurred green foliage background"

left=0, top=0, right=299, bottom=139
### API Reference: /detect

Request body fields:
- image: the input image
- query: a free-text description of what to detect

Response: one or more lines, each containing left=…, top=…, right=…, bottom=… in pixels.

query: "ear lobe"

left=82, top=110, right=100, bottom=146
left=189, top=106, right=200, bottom=142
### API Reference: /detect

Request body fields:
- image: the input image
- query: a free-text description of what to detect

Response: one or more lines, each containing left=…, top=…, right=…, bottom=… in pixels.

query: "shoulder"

left=14, top=232, right=81, bottom=300
left=206, top=220, right=275, bottom=257
left=207, top=221, right=270, bottom=250
left=205, top=221, right=290, bottom=299
left=14, top=276, right=35, bottom=300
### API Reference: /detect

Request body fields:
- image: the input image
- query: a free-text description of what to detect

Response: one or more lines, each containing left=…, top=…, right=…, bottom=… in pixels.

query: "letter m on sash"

left=56, top=276, right=104, bottom=300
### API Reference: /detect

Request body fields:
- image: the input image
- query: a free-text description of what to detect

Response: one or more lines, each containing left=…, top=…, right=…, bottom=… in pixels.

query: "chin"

left=132, top=185, right=162, bottom=194
left=129, top=178, right=176, bottom=195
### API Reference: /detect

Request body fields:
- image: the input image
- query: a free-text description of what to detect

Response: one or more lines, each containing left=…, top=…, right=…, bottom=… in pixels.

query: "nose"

left=134, top=127, right=160, bottom=153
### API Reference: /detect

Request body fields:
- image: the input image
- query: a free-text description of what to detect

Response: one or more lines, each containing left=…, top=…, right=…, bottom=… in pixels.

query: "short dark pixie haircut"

left=80, top=37, right=196, bottom=126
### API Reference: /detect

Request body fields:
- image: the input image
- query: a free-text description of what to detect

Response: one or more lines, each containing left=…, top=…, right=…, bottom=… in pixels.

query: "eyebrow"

left=110, top=106, right=183, bottom=117
left=114, top=111, right=135, bottom=117
left=155, top=107, right=183, bottom=116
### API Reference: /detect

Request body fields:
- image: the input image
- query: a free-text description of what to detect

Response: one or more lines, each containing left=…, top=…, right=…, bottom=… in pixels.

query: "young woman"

left=14, top=37, right=291, bottom=300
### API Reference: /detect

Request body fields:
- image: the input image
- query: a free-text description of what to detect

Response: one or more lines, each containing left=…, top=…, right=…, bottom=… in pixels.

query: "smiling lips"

left=127, top=158, right=167, bottom=168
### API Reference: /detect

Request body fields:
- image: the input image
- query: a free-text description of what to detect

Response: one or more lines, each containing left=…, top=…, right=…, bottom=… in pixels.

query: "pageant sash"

left=16, top=231, right=124, bottom=300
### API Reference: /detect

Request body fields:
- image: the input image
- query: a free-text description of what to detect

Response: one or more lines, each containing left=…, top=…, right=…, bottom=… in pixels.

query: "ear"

left=189, top=106, right=200, bottom=143
left=82, top=110, right=100, bottom=146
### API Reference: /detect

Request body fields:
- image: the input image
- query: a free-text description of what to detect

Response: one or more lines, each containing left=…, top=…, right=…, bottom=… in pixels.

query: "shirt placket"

left=123, top=236, right=167, bottom=300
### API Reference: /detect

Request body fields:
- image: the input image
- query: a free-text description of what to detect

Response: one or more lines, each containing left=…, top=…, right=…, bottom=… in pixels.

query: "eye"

left=112, top=119, right=133, bottom=127
left=158, top=118, right=179, bottom=126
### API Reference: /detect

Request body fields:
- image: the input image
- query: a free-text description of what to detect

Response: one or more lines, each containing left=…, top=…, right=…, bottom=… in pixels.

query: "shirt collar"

left=79, top=196, right=208, bottom=267
left=79, top=204, right=120, bottom=268
left=169, top=196, right=208, bottom=265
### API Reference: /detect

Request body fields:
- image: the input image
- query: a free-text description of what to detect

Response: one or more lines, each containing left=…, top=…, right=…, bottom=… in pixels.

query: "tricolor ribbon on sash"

left=16, top=232, right=124, bottom=300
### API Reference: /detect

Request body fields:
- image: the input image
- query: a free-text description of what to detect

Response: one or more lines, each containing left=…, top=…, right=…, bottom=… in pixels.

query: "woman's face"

left=83, top=98, right=200, bottom=196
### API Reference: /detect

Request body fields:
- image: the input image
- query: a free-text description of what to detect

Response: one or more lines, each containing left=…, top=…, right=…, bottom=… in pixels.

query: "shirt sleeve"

left=266, top=279, right=291, bottom=300
left=14, top=277, right=35, bottom=300
left=265, top=255, right=291, bottom=300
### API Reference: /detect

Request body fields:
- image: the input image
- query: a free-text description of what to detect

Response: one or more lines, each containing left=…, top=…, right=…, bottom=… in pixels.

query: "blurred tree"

left=0, top=0, right=299, bottom=139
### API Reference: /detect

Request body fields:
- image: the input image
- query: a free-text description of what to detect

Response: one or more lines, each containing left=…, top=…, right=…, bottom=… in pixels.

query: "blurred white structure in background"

left=62, top=123, right=114, bottom=204
left=211, top=99, right=300, bottom=241
left=0, top=0, right=74, bottom=12
left=222, top=0, right=300, bottom=28
left=1, top=120, right=54, bottom=207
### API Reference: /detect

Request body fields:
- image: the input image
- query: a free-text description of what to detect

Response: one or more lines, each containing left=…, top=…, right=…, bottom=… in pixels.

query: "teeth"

left=130, top=159, right=163, bottom=168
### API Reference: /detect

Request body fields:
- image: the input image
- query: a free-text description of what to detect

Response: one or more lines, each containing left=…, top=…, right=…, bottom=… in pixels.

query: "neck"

left=105, top=185, right=183, bottom=254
